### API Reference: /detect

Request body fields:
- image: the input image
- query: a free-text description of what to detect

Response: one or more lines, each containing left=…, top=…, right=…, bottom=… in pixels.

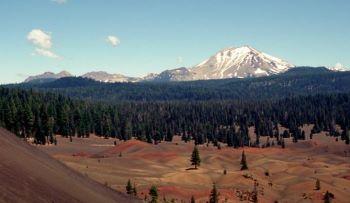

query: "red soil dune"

left=0, top=128, right=140, bottom=203
left=40, top=131, right=350, bottom=202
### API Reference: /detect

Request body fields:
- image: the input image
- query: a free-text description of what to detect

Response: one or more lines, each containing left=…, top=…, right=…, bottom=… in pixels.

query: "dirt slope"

left=41, top=133, right=350, bottom=202
left=0, top=128, right=140, bottom=203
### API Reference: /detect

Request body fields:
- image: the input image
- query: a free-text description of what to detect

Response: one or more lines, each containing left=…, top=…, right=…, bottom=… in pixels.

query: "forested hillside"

left=1, top=87, right=349, bottom=146
left=13, top=67, right=350, bottom=102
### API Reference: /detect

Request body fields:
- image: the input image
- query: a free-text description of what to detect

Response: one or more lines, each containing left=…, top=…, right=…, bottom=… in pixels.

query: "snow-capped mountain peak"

left=24, top=45, right=297, bottom=83
left=328, top=63, right=348, bottom=72
left=191, top=46, right=294, bottom=79
left=81, top=71, right=139, bottom=83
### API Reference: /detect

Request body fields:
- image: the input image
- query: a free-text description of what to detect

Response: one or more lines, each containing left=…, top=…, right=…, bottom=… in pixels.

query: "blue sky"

left=0, top=0, right=349, bottom=83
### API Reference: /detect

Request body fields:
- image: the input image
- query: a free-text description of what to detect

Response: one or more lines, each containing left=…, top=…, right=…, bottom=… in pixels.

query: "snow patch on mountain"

left=24, top=45, right=298, bottom=83
left=82, top=71, right=139, bottom=83
left=328, top=63, right=348, bottom=72
left=191, top=46, right=294, bottom=80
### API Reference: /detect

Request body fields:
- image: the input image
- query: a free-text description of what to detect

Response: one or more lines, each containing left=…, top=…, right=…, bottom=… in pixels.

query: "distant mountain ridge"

left=328, top=63, right=348, bottom=72
left=25, top=71, right=72, bottom=83
left=146, top=67, right=195, bottom=82
left=23, top=46, right=348, bottom=83
left=82, top=71, right=139, bottom=83
left=17, top=67, right=350, bottom=102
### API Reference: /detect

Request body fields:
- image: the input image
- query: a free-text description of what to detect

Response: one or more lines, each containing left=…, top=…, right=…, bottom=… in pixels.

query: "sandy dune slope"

left=0, top=128, right=140, bottom=203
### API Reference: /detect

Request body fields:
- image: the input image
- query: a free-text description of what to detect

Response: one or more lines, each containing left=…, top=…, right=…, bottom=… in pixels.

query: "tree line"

left=0, top=87, right=349, bottom=146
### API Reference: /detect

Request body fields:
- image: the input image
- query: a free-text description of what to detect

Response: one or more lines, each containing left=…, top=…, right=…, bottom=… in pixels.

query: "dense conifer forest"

left=1, top=86, right=349, bottom=146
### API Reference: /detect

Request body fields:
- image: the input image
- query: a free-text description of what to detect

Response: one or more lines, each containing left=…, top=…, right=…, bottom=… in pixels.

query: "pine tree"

left=126, top=179, right=133, bottom=195
left=57, top=104, right=70, bottom=137
left=301, top=130, right=306, bottom=140
left=252, top=181, right=258, bottom=203
left=121, top=119, right=132, bottom=140
left=41, top=105, right=54, bottom=144
left=281, top=138, right=285, bottom=149
left=323, top=191, right=334, bottom=203
left=34, top=110, right=45, bottom=144
left=23, top=104, right=34, bottom=138
left=315, top=179, right=321, bottom=190
left=149, top=185, right=158, bottom=203
left=190, top=195, right=195, bottom=203
left=133, top=183, right=137, bottom=196
left=4, top=101, right=16, bottom=133
left=191, top=145, right=201, bottom=169
left=240, top=150, right=248, bottom=170
left=345, top=129, right=350, bottom=145
left=209, top=183, right=219, bottom=203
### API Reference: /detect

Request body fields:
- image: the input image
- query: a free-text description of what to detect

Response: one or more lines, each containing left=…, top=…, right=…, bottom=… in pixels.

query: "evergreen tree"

left=4, top=101, right=16, bottom=133
left=57, top=104, right=70, bottom=137
left=301, top=130, right=306, bottom=140
left=23, top=104, right=34, bottom=138
left=323, top=191, right=334, bottom=203
left=133, top=183, right=137, bottom=196
left=281, top=138, right=285, bottom=149
left=190, top=146, right=201, bottom=169
left=126, top=179, right=133, bottom=195
left=190, top=195, right=195, bottom=203
left=315, top=179, right=321, bottom=190
left=252, top=181, right=258, bottom=203
left=41, top=105, right=54, bottom=144
left=345, top=129, right=350, bottom=145
left=121, top=119, right=132, bottom=141
left=240, top=150, right=248, bottom=170
left=282, top=130, right=289, bottom=138
left=33, top=110, right=45, bottom=144
left=149, top=185, right=158, bottom=203
left=209, top=183, right=219, bottom=203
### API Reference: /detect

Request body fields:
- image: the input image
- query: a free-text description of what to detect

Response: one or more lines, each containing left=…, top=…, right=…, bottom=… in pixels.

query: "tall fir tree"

left=23, top=104, right=34, bottom=138
left=126, top=179, right=133, bottom=195
left=209, top=183, right=219, bottom=203
left=133, top=183, right=137, bottom=196
left=191, top=146, right=201, bottom=169
left=190, top=195, right=195, bottom=203
left=252, top=181, right=258, bottom=203
left=315, top=179, right=321, bottom=190
left=240, top=150, right=248, bottom=170
left=149, top=185, right=158, bottom=203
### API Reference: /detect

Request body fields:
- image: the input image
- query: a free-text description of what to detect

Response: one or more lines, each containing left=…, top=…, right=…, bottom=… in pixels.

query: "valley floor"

left=39, top=130, right=350, bottom=203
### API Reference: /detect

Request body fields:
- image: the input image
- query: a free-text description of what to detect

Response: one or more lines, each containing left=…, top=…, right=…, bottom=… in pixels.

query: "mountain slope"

left=329, top=63, right=348, bottom=72
left=22, top=45, right=295, bottom=83
left=147, top=67, right=195, bottom=82
left=25, top=71, right=72, bottom=83
left=17, top=67, right=350, bottom=102
left=0, top=128, right=139, bottom=203
left=82, top=71, right=140, bottom=83
left=191, top=46, right=294, bottom=79
left=23, top=46, right=348, bottom=83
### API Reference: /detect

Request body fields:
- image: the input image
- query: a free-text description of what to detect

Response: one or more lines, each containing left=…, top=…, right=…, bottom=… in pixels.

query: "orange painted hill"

left=0, top=128, right=140, bottom=203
